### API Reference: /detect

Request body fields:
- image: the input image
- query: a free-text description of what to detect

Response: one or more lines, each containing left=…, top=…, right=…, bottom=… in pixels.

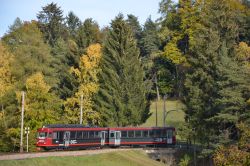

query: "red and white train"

left=36, top=124, right=176, bottom=150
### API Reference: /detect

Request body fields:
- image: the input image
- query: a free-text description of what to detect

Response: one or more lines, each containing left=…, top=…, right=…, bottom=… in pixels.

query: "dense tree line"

left=0, top=1, right=249, bottom=163
left=0, top=2, right=152, bottom=152
left=159, top=0, right=250, bottom=164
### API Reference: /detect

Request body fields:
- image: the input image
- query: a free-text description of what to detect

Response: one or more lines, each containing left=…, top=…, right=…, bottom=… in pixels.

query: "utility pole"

left=154, top=74, right=160, bottom=127
left=80, top=94, right=83, bottom=124
left=163, top=95, right=167, bottom=127
left=25, top=127, right=30, bottom=152
left=155, top=100, right=158, bottom=127
left=193, top=128, right=197, bottom=166
left=155, top=75, right=160, bottom=101
left=20, top=91, right=25, bottom=153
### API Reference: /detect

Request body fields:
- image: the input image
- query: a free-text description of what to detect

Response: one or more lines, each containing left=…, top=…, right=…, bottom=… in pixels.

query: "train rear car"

left=109, top=127, right=176, bottom=147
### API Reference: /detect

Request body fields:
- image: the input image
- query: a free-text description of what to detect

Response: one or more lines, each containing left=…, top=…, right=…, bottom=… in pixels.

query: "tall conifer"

left=95, top=14, right=150, bottom=127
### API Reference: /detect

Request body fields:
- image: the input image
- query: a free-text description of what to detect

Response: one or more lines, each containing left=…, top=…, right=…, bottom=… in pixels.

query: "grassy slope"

left=0, top=150, right=165, bottom=166
left=141, top=99, right=186, bottom=127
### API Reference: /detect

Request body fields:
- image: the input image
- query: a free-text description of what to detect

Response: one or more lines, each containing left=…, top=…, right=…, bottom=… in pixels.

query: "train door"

left=101, top=131, right=106, bottom=146
left=109, top=131, right=121, bottom=146
left=115, top=131, right=121, bottom=146
left=64, top=131, right=70, bottom=147
left=167, top=130, right=173, bottom=144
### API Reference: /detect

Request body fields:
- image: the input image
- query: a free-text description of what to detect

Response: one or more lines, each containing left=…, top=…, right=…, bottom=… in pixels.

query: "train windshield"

left=38, top=132, right=47, bottom=139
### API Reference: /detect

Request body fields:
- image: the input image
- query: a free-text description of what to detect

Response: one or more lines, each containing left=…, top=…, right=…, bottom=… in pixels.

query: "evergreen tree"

left=76, top=18, right=101, bottom=53
left=126, top=14, right=142, bottom=45
left=37, top=2, right=65, bottom=46
left=8, top=17, right=23, bottom=33
left=51, top=38, right=79, bottom=99
left=66, top=11, right=81, bottom=40
left=140, top=17, right=165, bottom=99
left=141, top=17, right=159, bottom=58
left=95, top=14, right=150, bottom=127
left=183, top=0, right=250, bottom=147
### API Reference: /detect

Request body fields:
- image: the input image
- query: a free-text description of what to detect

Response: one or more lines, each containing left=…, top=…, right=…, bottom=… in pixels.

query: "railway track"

left=0, top=148, right=140, bottom=161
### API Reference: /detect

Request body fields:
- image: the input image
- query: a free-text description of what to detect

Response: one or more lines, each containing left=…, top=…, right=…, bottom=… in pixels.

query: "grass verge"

left=0, top=150, right=165, bottom=166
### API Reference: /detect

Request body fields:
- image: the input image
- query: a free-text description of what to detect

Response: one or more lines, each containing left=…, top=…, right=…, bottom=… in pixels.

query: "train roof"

left=43, top=124, right=95, bottom=128
left=42, top=124, right=175, bottom=129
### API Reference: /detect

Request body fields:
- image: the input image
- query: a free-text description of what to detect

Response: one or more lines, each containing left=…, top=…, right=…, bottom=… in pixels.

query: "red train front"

left=36, top=127, right=53, bottom=149
left=36, top=124, right=176, bottom=150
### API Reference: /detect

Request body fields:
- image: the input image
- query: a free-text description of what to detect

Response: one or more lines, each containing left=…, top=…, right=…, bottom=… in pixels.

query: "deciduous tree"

left=64, top=44, right=102, bottom=125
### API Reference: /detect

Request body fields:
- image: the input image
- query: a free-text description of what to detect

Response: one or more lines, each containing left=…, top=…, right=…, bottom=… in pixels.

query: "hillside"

left=141, top=99, right=185, bottom=127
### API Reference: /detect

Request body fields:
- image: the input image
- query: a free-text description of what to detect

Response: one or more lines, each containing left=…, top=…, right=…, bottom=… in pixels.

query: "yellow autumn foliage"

left=213, top=145, right=250, bottom=166
left=163, top=39, right=186, bottom=65
left=0, top=42, right=13, bottom=98
left=236, top=42, right=250, bottom=68
left=213, top=122, right=250, bottom=166
left=25, top=72, right=50, bottom=93
left=65, top=43, right=102, bottom=124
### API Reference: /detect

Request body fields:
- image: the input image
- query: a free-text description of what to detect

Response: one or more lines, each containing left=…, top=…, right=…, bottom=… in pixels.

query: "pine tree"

left=76, top=18, right=101, bottom=53
left=51, top=38, right=79, bottom=99
left=8, top=17, right=23, bottom=33
left=37, top=2, right=65, bottom=46
left=95, top=14, right=150, bottom=127
left=66, top=11, right=81, bottom=40
left=126, top=14, right=142, bottom=47
left=141, top=17, right=159, bottom=58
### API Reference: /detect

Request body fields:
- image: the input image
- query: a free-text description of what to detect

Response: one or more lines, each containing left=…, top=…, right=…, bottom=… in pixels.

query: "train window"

left=128, top=131, right=134, bottom=138
left=70, top=131, right=76, bottom=139
left=38, top=132, right=47, bottom=138
left=149, top=130, right=154, bottom=137
left=142, top=130, right=148, bottom=137
left=135, top=130, right=141, bottom=137
left=155, top=130, right=161, bottom=137
left=121, top=131, right=127, bottom=138
left=76, top=131, right=82, bottom=139
left=82, top=131, right=88, bottom=139
left=94, top=131, right=100, bottom=138
left=110, top=132, right=115, bottom=138
left=89, top=131, right=94, bottom=138
left=47, top=132, right=52, bottom=138
left=162, top=130, right=167, bottom=137
left=58, top=132, right=64, bottom=141
left=52, top=132, right=57, bottom=139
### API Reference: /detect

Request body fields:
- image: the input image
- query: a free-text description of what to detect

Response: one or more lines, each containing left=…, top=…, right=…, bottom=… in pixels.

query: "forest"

left=0, top=0, right=250, bottom=165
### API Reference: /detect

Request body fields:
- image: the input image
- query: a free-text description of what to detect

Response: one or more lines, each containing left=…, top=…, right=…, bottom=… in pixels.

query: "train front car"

left=36, top=126, right=52, bottom=150
left=37, top=124, right=109, bottom=150
left=108, top=127, right=176, bottom=147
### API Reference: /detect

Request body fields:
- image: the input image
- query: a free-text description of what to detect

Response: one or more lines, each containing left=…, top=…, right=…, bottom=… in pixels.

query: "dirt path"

left=0, top=148, right=139, bottom=161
